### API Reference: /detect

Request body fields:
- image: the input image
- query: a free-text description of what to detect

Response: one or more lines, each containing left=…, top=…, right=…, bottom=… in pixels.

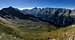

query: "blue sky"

left=0, top=0, right=75, bottom=9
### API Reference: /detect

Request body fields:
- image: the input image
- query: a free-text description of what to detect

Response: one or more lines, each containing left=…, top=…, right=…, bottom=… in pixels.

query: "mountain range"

left=0, top=6, right=75, bottom=40
left=0, top=6, right=75, bottom=27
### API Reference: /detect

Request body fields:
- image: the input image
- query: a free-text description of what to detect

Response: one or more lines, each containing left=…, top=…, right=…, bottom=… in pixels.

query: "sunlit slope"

left=0, top=17, right=75, bottom=40
left=0, top=18, right=24, bottom=40
left=0, top=17, right=56, bottom=40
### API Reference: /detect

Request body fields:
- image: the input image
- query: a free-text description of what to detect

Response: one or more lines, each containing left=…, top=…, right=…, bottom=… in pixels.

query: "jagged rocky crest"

left=0, top=6, right=75, bottom=27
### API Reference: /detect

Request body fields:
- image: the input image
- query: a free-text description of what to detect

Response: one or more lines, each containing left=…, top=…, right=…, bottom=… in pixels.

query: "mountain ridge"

left=0, top=6, right=75, bottom=27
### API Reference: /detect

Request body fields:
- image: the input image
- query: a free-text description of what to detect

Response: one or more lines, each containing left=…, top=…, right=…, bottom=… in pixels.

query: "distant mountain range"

left=0, top=6, right=75, bottom=27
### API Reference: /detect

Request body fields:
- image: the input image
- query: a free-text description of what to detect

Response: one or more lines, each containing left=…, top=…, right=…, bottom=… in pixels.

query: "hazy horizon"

left=0, top=6, right=75, bottom=10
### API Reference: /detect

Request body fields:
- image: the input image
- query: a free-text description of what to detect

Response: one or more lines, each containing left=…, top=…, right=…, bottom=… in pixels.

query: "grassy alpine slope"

left=0, top=18, right=74, bottom=40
